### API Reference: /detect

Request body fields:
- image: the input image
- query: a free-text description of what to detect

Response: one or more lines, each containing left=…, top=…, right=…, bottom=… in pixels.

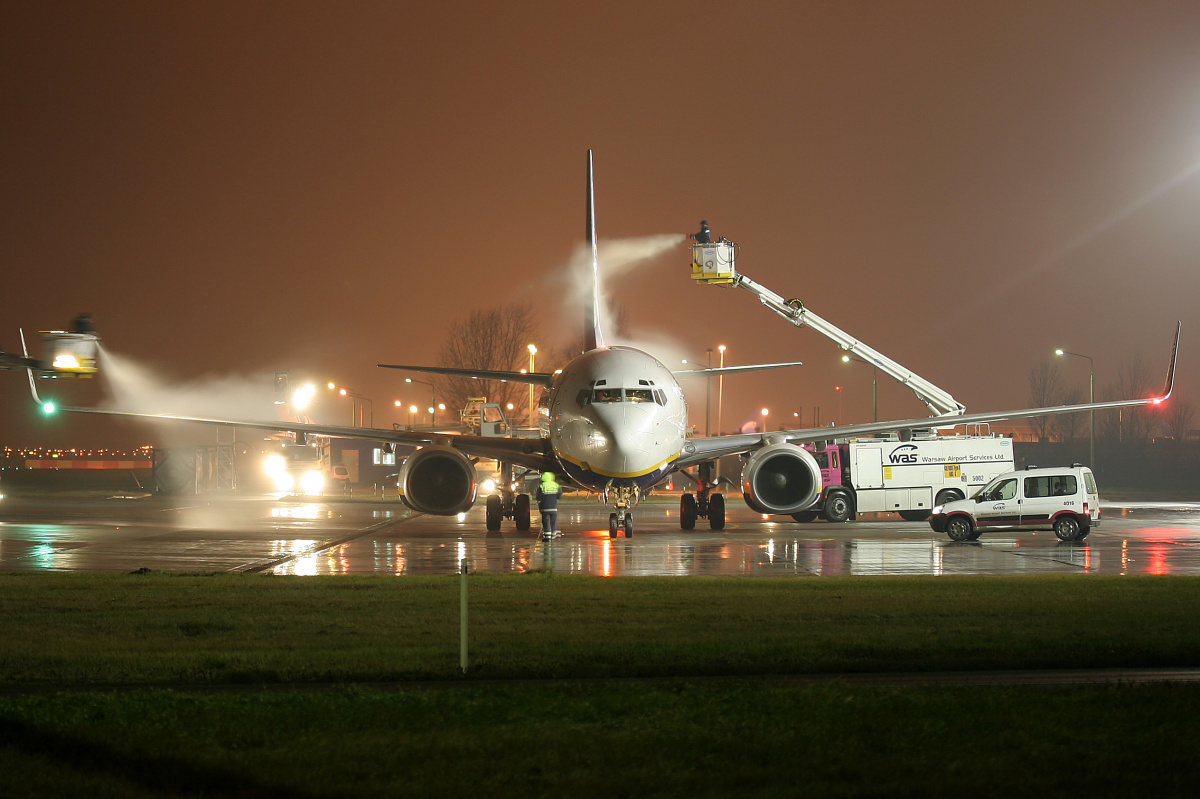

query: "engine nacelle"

left=397, top=446, right=478, bottom=515
left=740, top=442, right=823, bottom=515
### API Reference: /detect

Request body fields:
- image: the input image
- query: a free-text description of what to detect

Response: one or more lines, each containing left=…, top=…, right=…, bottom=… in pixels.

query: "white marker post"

left=459, top=558, right=468, bottom=674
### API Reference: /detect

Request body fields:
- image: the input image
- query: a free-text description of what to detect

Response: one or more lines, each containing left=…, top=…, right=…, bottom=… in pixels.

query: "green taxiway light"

left=41, top=402, right=56, bottom=415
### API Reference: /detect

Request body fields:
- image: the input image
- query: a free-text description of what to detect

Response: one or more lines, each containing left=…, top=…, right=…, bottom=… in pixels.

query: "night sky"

left=3, top=1, right=1199, bottom=448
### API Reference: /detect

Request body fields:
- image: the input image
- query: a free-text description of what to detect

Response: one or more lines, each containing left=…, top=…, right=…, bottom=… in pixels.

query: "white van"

left=929, top=465, right=1100, bottom=542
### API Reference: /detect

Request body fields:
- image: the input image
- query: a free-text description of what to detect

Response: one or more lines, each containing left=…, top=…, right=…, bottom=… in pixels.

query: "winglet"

left=1153, top=321, right=1181, bottom=404
left=585, top=150, right=605, bottom=351
left=20, top=328, right=45, bottom=406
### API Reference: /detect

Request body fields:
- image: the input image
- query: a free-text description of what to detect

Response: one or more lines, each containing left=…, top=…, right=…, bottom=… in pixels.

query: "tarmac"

left=2, top=491, right=1199, bottom=576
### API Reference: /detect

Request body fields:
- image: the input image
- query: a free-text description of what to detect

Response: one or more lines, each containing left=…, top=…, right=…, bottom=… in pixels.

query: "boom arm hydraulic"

left=690, top=236, right=965, bottom=417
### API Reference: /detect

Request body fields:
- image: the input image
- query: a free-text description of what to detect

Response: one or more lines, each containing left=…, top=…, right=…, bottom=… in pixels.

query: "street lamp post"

left=705, top=348, right=713, bottom=436
left=682, top=349, right=717, bottom=436
left=716, top=345, right=726, bottom=481
left=1055, top=348, right=1095, bottom=470
left=329, top=383, right=373, bottom=427
left=527, top=344, right=538, bottom=428
left=840, top=354, right=878, bottom=422
left=716, top=345, right=726, bottom=435
left=405, top=377, right=437, bottom=424
left=835, top=385, right=843, bottom=425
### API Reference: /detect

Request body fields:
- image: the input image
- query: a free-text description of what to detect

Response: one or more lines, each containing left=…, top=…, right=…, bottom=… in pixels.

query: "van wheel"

left=1054, top=515, right=1081, bottom=541
left=946, top=516, right=974, bottom=542
left=823, top=493, right=852, bottom=523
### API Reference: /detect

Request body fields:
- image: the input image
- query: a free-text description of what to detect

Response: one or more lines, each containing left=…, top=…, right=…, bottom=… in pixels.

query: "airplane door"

left=974, top=477, right=1019, bottom=529
left=855, top=447, right=884, bottom=489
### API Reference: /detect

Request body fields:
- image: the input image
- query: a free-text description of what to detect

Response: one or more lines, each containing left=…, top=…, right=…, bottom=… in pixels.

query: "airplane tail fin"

left=585, top=150, right=605, bottom=351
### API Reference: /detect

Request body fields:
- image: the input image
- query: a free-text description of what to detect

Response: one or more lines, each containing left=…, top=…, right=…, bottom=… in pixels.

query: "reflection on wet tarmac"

left=5, top=496, right=1200, bottom=577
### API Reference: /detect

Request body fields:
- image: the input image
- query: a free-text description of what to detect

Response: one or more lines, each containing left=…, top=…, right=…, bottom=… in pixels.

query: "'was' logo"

left=889, top=444, right=918, bottom=464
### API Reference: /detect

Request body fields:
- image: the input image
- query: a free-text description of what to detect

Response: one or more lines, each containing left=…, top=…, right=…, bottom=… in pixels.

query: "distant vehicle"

left=331, top=465, right=350, bottom=486
left=929, top=465, right=1100, bottom=542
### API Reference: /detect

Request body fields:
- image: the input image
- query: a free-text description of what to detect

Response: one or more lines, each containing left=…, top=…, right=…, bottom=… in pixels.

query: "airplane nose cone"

left=583, top=404, right=656, bottom=476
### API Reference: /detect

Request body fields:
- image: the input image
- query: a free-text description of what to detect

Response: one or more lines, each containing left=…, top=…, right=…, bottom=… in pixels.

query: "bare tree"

left=435, top=303, right=537, bottom=419
left=1051, top=387, right=1085, bottom=442
left=1099, top=353, right=1157, bottom=443
left=1028, top=360, right=1062, bottom=442
left=1160, top=395, right=1195, bottom=441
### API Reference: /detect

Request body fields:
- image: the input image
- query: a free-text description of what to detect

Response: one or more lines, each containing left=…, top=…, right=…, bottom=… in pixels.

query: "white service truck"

left=794, top=434, right=1015, bottom=522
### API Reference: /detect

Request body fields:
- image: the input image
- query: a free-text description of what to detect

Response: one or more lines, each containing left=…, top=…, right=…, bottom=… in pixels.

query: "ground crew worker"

left=536, top=471, right=562, bottom=539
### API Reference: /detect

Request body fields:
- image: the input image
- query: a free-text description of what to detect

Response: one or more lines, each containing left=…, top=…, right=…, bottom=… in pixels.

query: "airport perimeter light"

left=1055, top=348, right=1095, bottom=470
left=841, top=354, right=879, bottom=422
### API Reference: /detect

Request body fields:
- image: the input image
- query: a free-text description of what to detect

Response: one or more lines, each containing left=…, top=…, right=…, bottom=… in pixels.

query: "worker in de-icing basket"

left=536, top=471, right=562, bottom=540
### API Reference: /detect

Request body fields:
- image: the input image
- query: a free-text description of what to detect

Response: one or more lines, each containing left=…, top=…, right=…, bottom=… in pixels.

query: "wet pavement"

left=1, top=493, right=1199, bottom=577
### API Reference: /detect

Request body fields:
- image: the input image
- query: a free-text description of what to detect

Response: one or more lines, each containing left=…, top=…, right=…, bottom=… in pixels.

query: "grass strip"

left=2, top=572, right=1199, bottom=685
left=2, top=681, right=1199, bottom=797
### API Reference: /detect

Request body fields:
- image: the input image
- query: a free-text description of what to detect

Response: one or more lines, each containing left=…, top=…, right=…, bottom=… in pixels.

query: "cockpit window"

left=626, top=389, right=654, bottom=403
left=592, top=388, right=621, bottom=403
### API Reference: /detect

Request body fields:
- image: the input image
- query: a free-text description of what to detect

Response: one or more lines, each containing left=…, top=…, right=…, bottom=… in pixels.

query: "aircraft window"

left=654, top=389, right=667, bottom=405
left=576, top=389, right=591, bottom=407
left=626, top=389, right=654, bottom=403
left=592, top=388, right=621, bottom=403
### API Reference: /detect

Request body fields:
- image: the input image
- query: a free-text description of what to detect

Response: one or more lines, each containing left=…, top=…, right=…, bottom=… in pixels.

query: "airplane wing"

left=678, top=322, right=1180, bottom=468
left=378, top=360, right=807, bottom=384
left=377, top=363, right=556, bottom=386
left=671, top=361, right=804, bottom=378
left=53, top=406, right=559, bottom=473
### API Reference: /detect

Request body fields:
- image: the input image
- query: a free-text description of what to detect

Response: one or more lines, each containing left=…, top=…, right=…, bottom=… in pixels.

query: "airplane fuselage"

left=547, top=346, right=687, bottom=491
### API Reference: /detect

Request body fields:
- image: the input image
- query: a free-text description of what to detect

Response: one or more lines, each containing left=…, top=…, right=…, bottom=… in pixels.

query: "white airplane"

left=42, top=152, right=1180, bottom=538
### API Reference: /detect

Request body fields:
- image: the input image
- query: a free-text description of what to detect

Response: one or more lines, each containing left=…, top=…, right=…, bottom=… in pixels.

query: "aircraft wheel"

left=946, top=516, right=974, bottom=542
left=709, top=493, right=725, bottom=530
left=680, top=494, right=698, bottom=530
left=1054, top=515, right=1081, bottom=542
left=898, top=510, right=932, bottom=522
left=623, top=514, right=633, bottom=538
left=822, top=493, right=853, bottom=523
left=608, top=513, right=618, bottom=538
left=485, top=495, right=502, bottom=532
left=514, top=493, right=531, bottom=531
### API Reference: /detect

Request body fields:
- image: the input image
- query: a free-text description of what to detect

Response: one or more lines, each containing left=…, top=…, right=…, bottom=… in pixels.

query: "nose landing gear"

left=603, top=483, right=639, bottom=538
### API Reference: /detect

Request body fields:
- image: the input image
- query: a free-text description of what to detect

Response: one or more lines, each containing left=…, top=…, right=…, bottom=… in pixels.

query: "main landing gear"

left=679, top=462, right=726, bottom=531
left=484, top=461, right=531, bottom=533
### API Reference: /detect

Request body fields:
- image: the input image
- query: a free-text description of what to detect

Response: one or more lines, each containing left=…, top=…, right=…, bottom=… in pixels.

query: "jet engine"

left=740, top=443, right=823, bottom=514
left=397, top=446, right=478, bottom=515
